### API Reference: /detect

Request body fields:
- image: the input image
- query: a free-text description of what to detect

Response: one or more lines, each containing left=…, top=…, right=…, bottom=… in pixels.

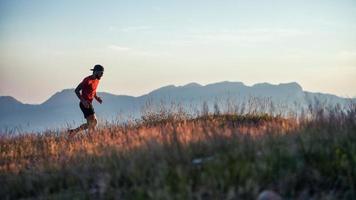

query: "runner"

left=68, top=64, right=104, bottom=136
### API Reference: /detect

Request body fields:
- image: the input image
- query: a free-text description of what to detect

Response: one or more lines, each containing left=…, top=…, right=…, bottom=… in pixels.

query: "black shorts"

left=79, top=102, right=95, bottom=118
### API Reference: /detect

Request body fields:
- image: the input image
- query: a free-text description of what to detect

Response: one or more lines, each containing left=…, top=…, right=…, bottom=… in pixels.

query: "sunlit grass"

left=0, top=102, right=355, bottom=199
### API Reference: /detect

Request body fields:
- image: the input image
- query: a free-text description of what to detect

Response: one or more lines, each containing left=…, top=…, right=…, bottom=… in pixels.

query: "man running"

left=69, top=64, right=104, bottom=135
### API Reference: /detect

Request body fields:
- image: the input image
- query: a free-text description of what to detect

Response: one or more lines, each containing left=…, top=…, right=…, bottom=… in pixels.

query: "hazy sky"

left=1, top=0, right=355, bottom=104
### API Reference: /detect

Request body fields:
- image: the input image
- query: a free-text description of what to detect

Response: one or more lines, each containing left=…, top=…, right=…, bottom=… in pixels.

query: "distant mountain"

left=0, top=81, right=354, bottom=133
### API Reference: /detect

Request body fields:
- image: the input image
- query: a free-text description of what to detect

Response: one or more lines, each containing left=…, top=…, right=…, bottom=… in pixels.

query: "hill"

left=1, top=106, right=355, bottom=199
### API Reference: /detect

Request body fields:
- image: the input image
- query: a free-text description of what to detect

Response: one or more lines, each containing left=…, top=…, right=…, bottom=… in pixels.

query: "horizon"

left=1, top=0, right=356, bottom=104
left=2, top=80, right=355, bottom=105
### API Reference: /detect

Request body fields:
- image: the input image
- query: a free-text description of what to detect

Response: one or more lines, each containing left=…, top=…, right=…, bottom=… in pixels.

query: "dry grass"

left=0, top=114, right=296, bottom=173
left=0, top=102, right=355, bottom=199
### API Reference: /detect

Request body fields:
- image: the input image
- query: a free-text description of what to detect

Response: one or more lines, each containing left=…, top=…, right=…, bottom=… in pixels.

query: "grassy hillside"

left=1, top=104, right=356, bottom=199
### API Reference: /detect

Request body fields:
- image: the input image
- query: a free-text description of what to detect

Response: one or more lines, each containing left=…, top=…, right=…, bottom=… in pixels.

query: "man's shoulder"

left=82, top=75, right=93, bottom=82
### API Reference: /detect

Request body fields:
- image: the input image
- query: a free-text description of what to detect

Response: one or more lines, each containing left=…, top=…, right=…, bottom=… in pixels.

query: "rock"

left=192, top=156, right=214, bottom=165
left=257, top=190, right=282, bottom=200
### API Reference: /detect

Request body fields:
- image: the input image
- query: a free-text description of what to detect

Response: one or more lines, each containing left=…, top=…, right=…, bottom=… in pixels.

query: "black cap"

left=90, top=64, right=104, bottom=72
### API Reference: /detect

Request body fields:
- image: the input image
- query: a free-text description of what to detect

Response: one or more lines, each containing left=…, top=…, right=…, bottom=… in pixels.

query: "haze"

left=1, top=0, right=355, bottom=104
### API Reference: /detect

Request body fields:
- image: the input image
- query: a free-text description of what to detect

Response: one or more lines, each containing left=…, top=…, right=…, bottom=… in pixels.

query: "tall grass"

left=0, top=100, right=355, bottom=199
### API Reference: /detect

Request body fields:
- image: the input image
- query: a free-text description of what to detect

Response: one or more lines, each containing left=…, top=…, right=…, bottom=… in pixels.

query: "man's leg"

left=68, top=122, right=88, bottom=136
left=69, top=102, right=97, bottom=136
left=68, top=114, right=97, bottom=135
left=71, top=123, right=88, bottom=132
left=86, top=114, right=98, bottom=131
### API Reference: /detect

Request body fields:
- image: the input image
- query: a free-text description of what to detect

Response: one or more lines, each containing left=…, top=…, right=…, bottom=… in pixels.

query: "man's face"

left=94, top=71, right=104, bottom=80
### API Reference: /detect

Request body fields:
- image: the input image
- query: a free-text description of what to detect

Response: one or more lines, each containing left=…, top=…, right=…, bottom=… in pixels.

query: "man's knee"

left=92, top=118, right=98, bottom=127
left=87, top=115, right=97, bottom=128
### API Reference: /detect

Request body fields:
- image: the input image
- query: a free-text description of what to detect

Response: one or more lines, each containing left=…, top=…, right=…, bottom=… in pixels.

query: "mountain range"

left=0, top=81, right=354, bottom=133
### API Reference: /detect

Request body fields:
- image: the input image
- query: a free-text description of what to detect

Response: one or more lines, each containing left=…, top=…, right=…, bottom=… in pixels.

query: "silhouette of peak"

left=183, top=82, right=202, bottom=88
left=148, top=84, right=176, bottom=95
left=206, top=81, right=245, bottom=87
left=278, top=82, right=303, bottom=91
left=42, top=89, right=76, bottom=106
left=0, top=96, right=25, bottom=113
left=0, top=96, right=22, bottom=105
left=59, top=88, right=75, bottom=93
left=252, top=82, right=273, bottom=88
left=252, top=82, right=303, bottom=91
left=47, top=89, right=74, bottom=98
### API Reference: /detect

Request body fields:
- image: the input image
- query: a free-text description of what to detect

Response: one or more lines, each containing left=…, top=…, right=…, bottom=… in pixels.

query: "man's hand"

left=96, top=96, right=103, bottom=104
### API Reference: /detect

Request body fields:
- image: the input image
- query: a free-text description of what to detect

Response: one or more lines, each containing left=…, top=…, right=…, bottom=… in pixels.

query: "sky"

left=0, top=0, right=355, bottom=104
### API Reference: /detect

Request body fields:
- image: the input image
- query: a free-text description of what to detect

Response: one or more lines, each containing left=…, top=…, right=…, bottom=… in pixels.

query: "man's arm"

left=75, top=82, right=83, bottom=101
left=94, top=92, right=103, bottom=104
left=75, top=82, right=90, bottom=107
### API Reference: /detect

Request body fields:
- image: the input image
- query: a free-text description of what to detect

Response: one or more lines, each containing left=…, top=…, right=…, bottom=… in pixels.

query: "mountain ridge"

left=1, top=81, right=349, bottom=106
left=1, top=81, right=354, bottom=132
